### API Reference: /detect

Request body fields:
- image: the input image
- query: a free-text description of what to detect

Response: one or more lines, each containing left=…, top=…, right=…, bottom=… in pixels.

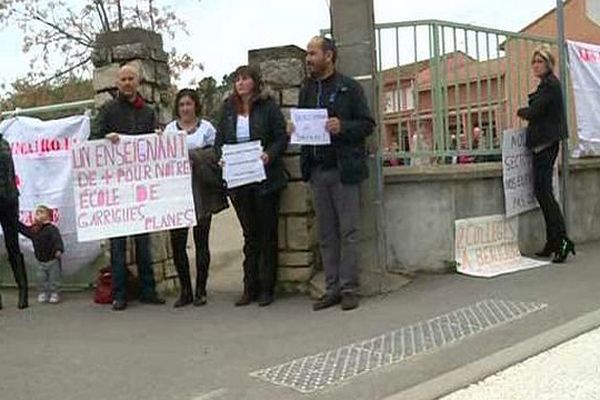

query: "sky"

left=0, top=0, right=558, bottom=94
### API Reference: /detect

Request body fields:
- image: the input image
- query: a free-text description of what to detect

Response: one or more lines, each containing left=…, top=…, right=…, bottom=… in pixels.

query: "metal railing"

left=1, top=99, right=95, bottom=119
left=375, top=20, right=560, bottom=166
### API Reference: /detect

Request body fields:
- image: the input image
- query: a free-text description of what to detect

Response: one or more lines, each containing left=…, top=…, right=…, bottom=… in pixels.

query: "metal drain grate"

left=250, top=299, right=547, bottom=394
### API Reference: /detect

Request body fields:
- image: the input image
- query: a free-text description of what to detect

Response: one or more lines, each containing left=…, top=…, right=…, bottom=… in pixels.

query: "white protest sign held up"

left=222, top=140, right=266, bottom=189
left=72, top=133, right=196, bottom=242
left=502, top=128, right=537, bottom=217
left=290, top=108, right=331, bottom=145
left=455, top=214, right=549, bottom=278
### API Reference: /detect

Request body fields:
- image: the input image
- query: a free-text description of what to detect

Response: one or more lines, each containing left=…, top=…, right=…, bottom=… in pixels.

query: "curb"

left=382, top=308, right=600, bottom=400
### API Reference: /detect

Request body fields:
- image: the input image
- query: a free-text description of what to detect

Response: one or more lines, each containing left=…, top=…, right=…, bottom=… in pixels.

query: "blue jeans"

left=37, top=259, right=61, bottom=294
left=110, top=234, right=157, bottom=302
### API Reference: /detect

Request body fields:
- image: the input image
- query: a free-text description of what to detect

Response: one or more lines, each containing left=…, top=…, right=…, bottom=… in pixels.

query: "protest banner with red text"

left=0, top=115, right=102, bottom=283
left=72, top=133, right=196, bottom=241
left=455, top=214, right=549, bottom=278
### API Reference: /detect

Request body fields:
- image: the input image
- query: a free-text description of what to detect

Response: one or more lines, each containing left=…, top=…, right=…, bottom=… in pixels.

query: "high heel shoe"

left=552, top=238, right=576, bottom=264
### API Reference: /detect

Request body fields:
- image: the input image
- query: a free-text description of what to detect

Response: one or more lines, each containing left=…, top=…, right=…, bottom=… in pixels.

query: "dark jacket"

left=189, top=147, right=229, bottom=218
left=299, top=72, right=375, bottom=184
left=91, top=95, right=157, bottom=139
left=18, top=222, right=64, bottom=263
left=215, top=92, right=288, bottom=195
left=0, top=135, right=18, bottom=200
left=517, top=72, right=567, bottom=150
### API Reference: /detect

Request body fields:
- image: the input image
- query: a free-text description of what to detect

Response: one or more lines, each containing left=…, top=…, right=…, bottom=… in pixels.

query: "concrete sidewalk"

left=1, top=240, right=600, bottom=400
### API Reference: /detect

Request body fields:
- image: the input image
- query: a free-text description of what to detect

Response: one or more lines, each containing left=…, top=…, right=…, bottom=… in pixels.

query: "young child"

left=18, top=205, right=64, bottom=304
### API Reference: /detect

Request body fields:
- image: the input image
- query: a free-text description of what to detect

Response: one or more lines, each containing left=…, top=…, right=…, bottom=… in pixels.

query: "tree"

left=0, top=0, right=202, bottom=85
left=1, top=77, right=95, bottom=119
left=196, top=72, right=235, bottom=122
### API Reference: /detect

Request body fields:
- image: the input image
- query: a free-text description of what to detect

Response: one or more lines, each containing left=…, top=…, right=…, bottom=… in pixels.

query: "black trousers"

left=0, top=196, right=23, bottom=271
left=169, top=215, right=212, bottom=296
left=533, top=143, right=566, bottom=247
left=229, top=186, right=280, bottom=296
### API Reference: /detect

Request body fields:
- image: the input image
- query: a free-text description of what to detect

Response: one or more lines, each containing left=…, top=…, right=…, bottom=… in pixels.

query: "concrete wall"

left=384, top=159, right=600, bottom=273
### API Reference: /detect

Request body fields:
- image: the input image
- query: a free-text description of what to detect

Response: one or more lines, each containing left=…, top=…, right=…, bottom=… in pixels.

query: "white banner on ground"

left=0, top=115, right=102, bottom=277
left=72, top=133, right=196, bottom=241
left=290, top=108, right=331, bottom=145
left=222, top=140, right=266, bottom=189
left=567, top=40, right=600, bottom=157
left=502, top=128, right=538, bottom=217
left=455, top=214, right=549, bottom=278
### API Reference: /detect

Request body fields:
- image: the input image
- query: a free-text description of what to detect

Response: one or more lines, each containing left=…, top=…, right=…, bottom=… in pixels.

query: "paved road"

left=441, top=327, right=600, bottom=400
left=2, top=239, right=600, bottom=400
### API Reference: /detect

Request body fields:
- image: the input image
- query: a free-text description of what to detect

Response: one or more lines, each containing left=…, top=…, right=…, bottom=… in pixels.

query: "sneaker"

left=38, top=293, right=49, bottom=303
left=312, top=294, right=341, bottom=311
left=112, top=300, right=127, bottom=311
left=341, top=292, right=359, bottom=311
left=49, top=293, right=60, bottom=304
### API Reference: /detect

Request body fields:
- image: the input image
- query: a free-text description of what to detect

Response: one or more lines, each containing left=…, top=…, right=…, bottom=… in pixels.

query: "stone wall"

left=248, top=46, right=319, bottom=293
left=92, top=28, right=178, bottom=293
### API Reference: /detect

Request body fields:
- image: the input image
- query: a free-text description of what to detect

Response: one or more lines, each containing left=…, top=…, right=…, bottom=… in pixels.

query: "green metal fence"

left=375, top=20, right=559, bottom=166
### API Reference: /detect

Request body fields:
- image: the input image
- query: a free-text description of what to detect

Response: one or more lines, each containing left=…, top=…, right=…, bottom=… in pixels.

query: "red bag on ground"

left=94, top=266, right=113, bottom=304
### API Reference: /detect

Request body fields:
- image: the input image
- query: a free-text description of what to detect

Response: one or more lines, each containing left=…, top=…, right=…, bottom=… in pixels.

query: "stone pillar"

left=330, top=0, right=410, bottom=295
left=248, top=46, right=319, bottom=295
left=92, top=28, right=178, bottom=294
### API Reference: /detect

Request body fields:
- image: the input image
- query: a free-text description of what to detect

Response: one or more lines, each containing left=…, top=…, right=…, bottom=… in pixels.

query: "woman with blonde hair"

left=517, top=45, right=574, bottom=263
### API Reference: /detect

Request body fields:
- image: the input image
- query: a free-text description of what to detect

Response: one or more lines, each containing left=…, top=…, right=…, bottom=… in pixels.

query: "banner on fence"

left=567, top=40, right=600, bottom=157
left=0, top=115, right=102, bottom=279
left=455, top=214, right=549, bottom=278
left=72, top=133, right=196, bottom=241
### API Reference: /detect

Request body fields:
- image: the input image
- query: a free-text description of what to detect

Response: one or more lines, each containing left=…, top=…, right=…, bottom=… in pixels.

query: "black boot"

left=193, top=280, right=207, bottom=307
left=235, top=284, right=257, bottom=307
left=10, top=253, right=28, bottom=309
left=173, top=270, right=193, bottom=308
left=0, top=291, right=3, bottom=310
left=535, top=241, right=557, bottom=258
left=553, top=237, right=576, bottom=264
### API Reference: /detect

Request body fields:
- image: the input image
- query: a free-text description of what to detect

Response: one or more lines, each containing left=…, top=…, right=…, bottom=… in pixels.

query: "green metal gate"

left=375, top=20, right=562, bottom=165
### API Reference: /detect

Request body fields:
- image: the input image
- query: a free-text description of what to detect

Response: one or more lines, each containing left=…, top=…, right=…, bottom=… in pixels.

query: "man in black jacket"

left=298, top=37, right=375, bottom=311
left=92, top=64, right=165, bottom=311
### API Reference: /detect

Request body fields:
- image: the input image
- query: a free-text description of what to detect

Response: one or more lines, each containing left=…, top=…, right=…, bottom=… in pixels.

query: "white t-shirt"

left=236, top=115, right=250, bottom=143
left=164, top=119, right=216, bottom=150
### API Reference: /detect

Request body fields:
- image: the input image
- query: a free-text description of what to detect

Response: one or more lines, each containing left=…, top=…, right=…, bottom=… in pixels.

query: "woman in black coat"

left=517, top=45, right=574, bottom=263
left=0, top=127, right=29, bottom=309
left=215, top=66, right=288, bottom=307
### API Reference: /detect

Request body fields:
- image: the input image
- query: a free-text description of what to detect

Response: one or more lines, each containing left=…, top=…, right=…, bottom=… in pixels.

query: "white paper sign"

left=567, top=40, right=600, bottom=157
left=455, top=214, right=549, bottom=278
left=0, top=115, right=103, bottom=279
left=290, top=108, right=331, bottom=145
left=222, top=140, right=266, bottom=189
left=502, top=128, right=538, bottom=217
left=72, top=133, right=196, bottom=241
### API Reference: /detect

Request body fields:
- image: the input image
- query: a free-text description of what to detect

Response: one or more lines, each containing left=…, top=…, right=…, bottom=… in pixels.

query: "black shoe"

left=193, top=295, right=207, bottom=307
left=139, top=295, right=166, bottom=305
left=312, top=294, right=341, bottom=311
left=258, top=293, right=274, bottom=307
left=13, top=254, right=28, bottom=309
left=173, top=294, right=193, bottom=308
left=0, top=292, right=3, bottom=310
left=535, top=242, right=556, bottom=258
left=341, top=292, right=359, bottom=311
left=235, top=292, right=255, bottom=307
left=553, top=238, right=576, bottom=264
left=112, top=300, right=127, bottom=311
